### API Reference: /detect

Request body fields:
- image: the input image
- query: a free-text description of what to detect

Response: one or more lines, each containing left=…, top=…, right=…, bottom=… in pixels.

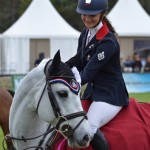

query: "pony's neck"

left=9, top=67, right=51, bottom=149
left=10, top=89, right=50, bottom=149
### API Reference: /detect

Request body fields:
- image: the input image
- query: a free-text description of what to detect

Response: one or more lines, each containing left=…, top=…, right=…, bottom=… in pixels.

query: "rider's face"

left=81, top=13, right=101, bottom=29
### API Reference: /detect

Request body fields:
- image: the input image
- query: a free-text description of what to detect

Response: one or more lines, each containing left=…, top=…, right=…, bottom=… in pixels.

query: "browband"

left=49, top=78, right=80, bottom=95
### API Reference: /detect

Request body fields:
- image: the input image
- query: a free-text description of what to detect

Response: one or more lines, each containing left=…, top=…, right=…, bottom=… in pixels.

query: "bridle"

left=3, top=60, right=87, bottom=150
left=37, top=59, right=87, bottom=139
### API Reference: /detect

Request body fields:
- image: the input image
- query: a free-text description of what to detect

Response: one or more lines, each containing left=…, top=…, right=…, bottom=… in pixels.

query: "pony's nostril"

left=82, top=134, right=90, bottom=142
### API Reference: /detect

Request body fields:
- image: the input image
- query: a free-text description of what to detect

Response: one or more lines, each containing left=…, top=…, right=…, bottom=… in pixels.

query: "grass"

left=0, top=128, right=6, bottom=149
left=0, top=92, right=149, bottom=149
left=129, top=92, right=150, bottom=102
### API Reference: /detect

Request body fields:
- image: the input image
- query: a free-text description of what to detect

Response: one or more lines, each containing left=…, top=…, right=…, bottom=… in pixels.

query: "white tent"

left=107, top=0, right=150, bottom=37
left=107, top=0, right=150, bottom=58
left=1, top=0, right=80, bottom=74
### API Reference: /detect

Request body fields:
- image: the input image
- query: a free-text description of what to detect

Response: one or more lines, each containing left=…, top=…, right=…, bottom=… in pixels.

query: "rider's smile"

left=81, top=14, right=101, bottom=29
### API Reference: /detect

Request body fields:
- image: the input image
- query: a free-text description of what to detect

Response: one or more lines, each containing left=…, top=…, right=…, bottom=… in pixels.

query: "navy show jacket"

left=66, top=22, right=129, bottom=106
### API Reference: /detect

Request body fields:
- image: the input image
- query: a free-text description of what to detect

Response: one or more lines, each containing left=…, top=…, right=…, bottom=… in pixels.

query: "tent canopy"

left=3, top=0, right=80, bottom=38
left=107, top=0, right=150, bottom=37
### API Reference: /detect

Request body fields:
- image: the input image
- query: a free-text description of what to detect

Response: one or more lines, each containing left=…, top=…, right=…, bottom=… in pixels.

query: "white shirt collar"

left=86, top=22, right=103, bottom=46
left=88, top=22, right=103, bottom=38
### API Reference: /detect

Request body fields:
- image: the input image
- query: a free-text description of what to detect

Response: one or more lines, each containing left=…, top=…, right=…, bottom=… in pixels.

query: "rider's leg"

left=87, top=101, right=122, bottom=150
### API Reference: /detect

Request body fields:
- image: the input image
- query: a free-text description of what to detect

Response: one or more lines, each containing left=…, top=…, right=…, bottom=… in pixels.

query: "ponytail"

left=103, top=16, right=118, bottom=36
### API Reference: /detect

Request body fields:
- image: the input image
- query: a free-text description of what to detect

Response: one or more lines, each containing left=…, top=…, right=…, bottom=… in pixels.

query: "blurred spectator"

left=132, top=53, right=142, bottom=72
left=120, top=57, right=124, bottom=71
left=34, top=52, right=45, bottom=67
left=123, top=55, right=133, bottom=72
left=144, top=55, right=150, bottom=72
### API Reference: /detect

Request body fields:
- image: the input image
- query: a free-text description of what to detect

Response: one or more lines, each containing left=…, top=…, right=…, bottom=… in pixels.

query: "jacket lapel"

left=96, top=21, right=109, bottom=40
left=82, top=22, right=109, bottom=58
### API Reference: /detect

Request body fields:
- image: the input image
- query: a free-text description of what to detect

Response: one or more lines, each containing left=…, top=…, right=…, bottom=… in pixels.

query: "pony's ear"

left=50, top=50, right=61, bottom=71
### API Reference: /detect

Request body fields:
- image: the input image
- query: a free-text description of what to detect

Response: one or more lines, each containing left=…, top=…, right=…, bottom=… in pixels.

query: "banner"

left=1, top=73, right=150, bottom=93
left=123, top=73, right=150, bottom=93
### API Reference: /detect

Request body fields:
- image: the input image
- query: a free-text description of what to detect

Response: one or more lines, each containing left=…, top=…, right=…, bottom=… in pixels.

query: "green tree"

left=0, top=0, right=150, bottom=33
left=0, top=0, right=31, bottom=33
left=139, top=0, right=150, bottom=15
left=18, top=0, right=32, bottom=16
left=108, top=0, right=118, bottom=12
left=51, top=0, right=83, bottom=31
left=51, top=0, right=118, bottom=31
left=0, top=0, right=20, bottom=32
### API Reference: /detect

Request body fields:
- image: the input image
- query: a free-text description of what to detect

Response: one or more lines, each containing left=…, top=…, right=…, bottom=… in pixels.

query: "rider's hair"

left=103, top=16, right=118, bottom=36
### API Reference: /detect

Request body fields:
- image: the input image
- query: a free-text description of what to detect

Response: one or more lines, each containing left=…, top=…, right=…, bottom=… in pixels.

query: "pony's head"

left=37, top=50, right=93, bottom=148
left=45, top=50, right=75, bottom=79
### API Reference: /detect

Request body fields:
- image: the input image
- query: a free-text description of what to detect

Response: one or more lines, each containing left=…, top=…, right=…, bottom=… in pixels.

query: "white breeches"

left=87, top=101, right=122, bottom=133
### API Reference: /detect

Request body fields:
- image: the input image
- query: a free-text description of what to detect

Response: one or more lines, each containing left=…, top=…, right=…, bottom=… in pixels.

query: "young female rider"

left=66, top=0, right=129, bottom=149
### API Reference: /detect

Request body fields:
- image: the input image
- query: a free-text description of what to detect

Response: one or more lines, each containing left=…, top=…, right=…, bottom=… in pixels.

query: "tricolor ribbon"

left=49, top=78, right=80, bottom=95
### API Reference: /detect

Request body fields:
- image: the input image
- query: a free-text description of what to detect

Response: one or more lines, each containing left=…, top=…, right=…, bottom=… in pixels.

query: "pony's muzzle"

left=61, top=124, right=92, bottom=148
left=82, top=134, right=90, bottom=143
left=76, top=134, right=92, bottom=148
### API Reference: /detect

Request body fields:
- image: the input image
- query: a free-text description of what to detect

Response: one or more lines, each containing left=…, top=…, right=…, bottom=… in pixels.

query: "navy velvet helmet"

left=76, top=0, right=108, bottom=15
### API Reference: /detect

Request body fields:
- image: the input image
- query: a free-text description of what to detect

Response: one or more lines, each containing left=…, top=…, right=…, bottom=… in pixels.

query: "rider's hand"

left=71, top=67, right=81, bottom=85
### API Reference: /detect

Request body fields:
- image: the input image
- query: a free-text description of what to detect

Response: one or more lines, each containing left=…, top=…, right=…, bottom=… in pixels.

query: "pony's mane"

left=38, top=58, right=50, bottom=68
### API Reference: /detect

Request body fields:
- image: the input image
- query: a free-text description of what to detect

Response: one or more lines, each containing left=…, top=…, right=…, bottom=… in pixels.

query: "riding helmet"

left=76, top=0, right=108, bottom=15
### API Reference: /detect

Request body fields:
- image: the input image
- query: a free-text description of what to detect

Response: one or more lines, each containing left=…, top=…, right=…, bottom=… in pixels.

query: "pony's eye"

left=57, top=91, right=68, bottom=98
